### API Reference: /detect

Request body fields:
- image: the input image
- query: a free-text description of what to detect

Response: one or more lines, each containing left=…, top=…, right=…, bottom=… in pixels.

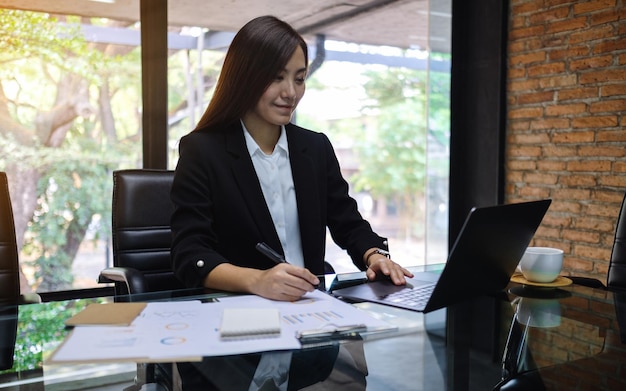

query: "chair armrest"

left=98, top=267, right=148, bottom=294
left=18, top=293, right=42, bottom=304
left=569, top=276, right=606, bottom=290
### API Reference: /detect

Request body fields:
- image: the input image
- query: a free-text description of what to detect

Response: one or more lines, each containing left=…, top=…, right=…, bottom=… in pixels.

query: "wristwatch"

left=366, top=248, right=390, bottom=267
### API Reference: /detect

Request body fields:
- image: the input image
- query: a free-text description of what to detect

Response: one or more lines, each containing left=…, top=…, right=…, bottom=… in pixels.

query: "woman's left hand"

left=366, top=256, right=414, bottom=285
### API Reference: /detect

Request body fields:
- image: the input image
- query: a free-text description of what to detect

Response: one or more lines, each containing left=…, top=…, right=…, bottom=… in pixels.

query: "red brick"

left=528, top=62, right=566, bottom=76
left=613, top=162, right=626, bottom=172
left=575, top=217, right=614, bottom=232
left=509, top=145, right=542, bottom=157
left=559, top=175, right=598, bottom=187
left=592, top=37, right=626, bottom=55
left=595, top=261, right=610, bottom=277
left=590, top=9, right=622, bottom=25
left=525, top=172, right=559, bottom=184
left=566, top=160, right=612, bottom=172
left=507, top=172, right=525, bottom=184
left=511, top=1, right=543, bottom=15
left=508, top=68, right=526, bottom=79
left=573, top=248, right=606, bottom=266
left=509, top=107, right=544, bottom=119
left=510, top=25, right=546, bottom=40
left=597, top=130, right=626, bottom=142
left=558, top=87, right=599, bottom=100
left=538, top=74, right=578, bottom=88
left=571, top=116, right=618, bottom=129
left=508, top=160, right=537, bottom=170
left=542, top=144, right=578, bottom=157
left=537, top=160, right=567, bottom=171
left=509, top=51, right=546, bottom=65
left=573, top=0, right=618, bottom=14
left=508, top=40, right=526, bottom=53
left=543, top=214, right=571, bottom=229
left=545, top=103, right=587, bottom=116
left=530, top=118, right=570, bottom=130
left=551, top=201, right=584, bottom=214
left=580, top=69, right=626, bottom=84
left=510, top=15, right=525, bottom=29
left=589, top=99, right=626, bottom=113
left=570, top=24, right=615, bottom=44
left=553, top=188, right=593, bottom=200
left=510, top=132, right=551, bottom=144
left=592, top=190, right=625, bottom=203
left=547, top=17, right=588, bottom=34
left=568, top=256, right=595, bottom=272
left=518, top=186, right=552, bottom=198
left=570, top=55, right=614, bottom=71
left=518, top=90, right=555, bottom=104
left=552, top=130, right=595, bottom=143
left=549, top=46, right=591, bottom=60
left=601, top=84, right=626, bottom=97
left=578, top=145, right=625, bottom=157
left=585, top=203, right=621, bottom=218
left=529, top=6, right=571, bottom=24
left=599, top=176, right=626, bottom=187
left=509, top=120, right=531, bottom=131
left=509, top=78, right=541, bottom=91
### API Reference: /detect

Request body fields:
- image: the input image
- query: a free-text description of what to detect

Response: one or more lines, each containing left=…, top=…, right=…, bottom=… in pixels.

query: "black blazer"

left=171, top=121, right=386, bottom=288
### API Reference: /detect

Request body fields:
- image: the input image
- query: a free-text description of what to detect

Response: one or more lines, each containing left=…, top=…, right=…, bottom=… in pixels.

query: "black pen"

left=255, top=242, right=324, bottom=289
left=255, top=242, right=287, bottom=264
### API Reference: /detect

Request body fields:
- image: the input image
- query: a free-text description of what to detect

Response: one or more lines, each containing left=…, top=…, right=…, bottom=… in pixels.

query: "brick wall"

left=507, top=0, right=626, bottom=281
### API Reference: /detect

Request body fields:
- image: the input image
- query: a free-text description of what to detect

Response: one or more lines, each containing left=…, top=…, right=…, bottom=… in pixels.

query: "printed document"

left=49, top=290, right=396, bottom=363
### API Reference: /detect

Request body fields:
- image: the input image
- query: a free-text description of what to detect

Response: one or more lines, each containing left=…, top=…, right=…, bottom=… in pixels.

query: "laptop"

left=331, top=199, right=552, bottom=313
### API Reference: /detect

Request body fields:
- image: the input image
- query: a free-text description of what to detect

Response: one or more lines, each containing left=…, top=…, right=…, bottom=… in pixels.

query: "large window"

left=0, top=1, right=450, bottom=295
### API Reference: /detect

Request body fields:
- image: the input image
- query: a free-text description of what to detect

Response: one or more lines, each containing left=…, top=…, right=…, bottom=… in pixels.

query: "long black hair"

left=194, top=15, right=308, bottom=131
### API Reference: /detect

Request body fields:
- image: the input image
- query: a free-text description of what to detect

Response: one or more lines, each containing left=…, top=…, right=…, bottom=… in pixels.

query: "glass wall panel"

left=1, top=0, right=451, bottom=295
left=0, top=10, right=142, bottom=293
left=425, top=0, right=452, bottom=265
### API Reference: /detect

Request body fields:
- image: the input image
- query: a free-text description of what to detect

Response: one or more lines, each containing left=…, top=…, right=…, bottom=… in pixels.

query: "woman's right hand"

left=250, top=263, right=320, bottom=301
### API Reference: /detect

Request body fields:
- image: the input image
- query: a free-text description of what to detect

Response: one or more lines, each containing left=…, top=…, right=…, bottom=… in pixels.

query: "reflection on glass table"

left=495, top=284, right=626, bottom=390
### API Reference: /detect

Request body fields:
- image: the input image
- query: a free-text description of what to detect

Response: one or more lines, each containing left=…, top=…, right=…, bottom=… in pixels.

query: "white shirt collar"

left=241, top=120, right=289, bottom=157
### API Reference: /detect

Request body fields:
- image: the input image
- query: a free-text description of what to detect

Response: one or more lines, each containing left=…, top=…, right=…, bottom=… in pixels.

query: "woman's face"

left=245, top=47, right=307, bottom=132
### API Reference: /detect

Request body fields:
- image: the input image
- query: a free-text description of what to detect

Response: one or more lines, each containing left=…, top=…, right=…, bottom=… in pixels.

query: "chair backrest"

left=112, top=169, right=185, bottom=294
left=0, top=172, right=20, bottom=303
left=608, top=191, right=626, bottom=291
left=0, top=172, right=19, bottom=370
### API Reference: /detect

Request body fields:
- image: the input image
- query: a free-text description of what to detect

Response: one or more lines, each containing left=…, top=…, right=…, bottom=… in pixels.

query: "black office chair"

left=0, top=172, right=41, bottom=371
left=0, top=172, right=20, bottom=371
left=607, top=190, right=626, bottom=291
left=99, top=169, right=186, bottom=296
left=568, top=191, right=626, bottom=291
left=98, top=169, right=186, bottom=391
left=0, top=172, right=21, bottom=305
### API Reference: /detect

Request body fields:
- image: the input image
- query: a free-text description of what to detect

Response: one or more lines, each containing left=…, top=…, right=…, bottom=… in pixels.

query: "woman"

left=171, top=15, right=413, bottom=302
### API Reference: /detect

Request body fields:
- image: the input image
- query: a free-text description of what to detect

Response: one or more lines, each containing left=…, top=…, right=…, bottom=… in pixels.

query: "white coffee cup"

left=519, top=247, right=563, bottom=283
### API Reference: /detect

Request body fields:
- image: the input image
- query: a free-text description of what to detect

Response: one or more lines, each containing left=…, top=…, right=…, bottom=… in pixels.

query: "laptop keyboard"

left=380, top=282, right=437, bottom=310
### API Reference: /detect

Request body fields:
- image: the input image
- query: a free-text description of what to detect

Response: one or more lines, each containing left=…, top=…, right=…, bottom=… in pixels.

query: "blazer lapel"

left=287, top=125, right=324, bottom=269
left=224, top=124, right=282, bottom=250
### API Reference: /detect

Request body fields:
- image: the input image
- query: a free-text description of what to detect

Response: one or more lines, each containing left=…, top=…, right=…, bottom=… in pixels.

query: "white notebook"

left=220, top=308, right=281, bottom=340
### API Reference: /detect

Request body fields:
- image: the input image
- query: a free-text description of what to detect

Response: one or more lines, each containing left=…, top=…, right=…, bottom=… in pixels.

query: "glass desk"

left=2, top=270, right=626, bottom=390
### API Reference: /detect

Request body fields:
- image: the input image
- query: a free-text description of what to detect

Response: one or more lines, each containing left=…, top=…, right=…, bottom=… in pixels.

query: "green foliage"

left=299, top=62, right=450, bottom=239
left=351, top=100, right=427, bottom=198
left=1, top=10, right=139, bottom=292
left=0, top=299, right=103, bottom=374
left=350, top=68, right=428, bottom=197
left=23, top=154, right=115, bottom=291
left=0, top=10, right=105, bottom=81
